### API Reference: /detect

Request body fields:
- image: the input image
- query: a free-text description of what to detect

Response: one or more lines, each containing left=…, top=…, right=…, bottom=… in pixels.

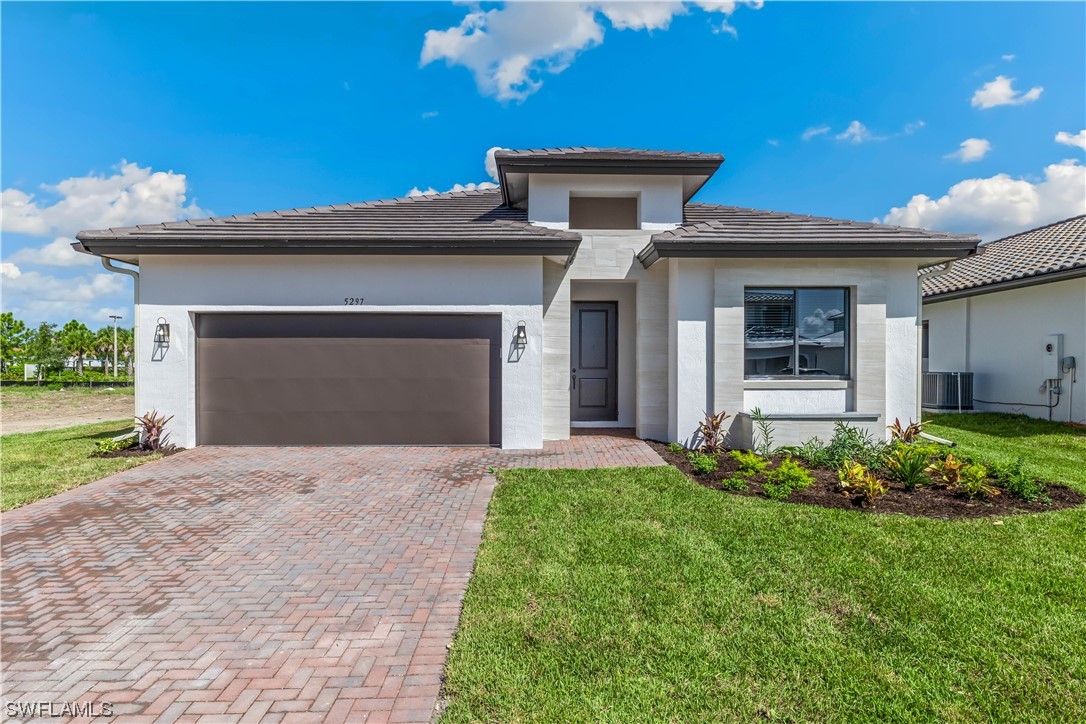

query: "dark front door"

left=571, top=302, right=618, bottom=422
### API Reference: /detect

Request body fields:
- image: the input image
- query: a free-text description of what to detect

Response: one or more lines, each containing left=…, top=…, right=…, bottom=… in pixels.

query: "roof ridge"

left=677, top=202, right=976, bottom=240
left=978, top=214, right=1086, bottom=247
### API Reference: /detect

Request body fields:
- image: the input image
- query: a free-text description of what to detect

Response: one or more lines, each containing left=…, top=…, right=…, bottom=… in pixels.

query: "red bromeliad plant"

left=135, top=410, right=174, bottom=452
left=697, top=410, right=732, bottom=455
left=888, top=417, right=925, bottom=443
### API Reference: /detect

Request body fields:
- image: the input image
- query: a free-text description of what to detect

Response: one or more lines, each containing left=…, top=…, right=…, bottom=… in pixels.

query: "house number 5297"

left=344, top=297, right=365, bottom=305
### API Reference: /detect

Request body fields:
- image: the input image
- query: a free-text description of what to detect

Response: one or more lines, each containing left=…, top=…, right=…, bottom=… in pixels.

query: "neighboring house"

left=74, top=148, right=979, bottom=449
left=922, top=215, right=1086, bottom=424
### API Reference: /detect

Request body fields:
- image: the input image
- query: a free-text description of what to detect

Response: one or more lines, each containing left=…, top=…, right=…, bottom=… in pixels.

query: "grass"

left=924, top=412, right=1086, bottom=494
left=443, top=466, right=1086, bottom=722
left=1, top=384, right=134, bottom=397
left=1, top=420, right=159, bottom=511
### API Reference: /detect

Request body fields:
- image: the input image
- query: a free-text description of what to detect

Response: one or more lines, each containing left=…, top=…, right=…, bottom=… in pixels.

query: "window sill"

left=744, top=379, right=851, bottom=390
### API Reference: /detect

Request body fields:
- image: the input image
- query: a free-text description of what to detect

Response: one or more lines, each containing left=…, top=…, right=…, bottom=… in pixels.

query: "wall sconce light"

left=154, top=317, right=170, bottom=345
left=514, top=320, right=527, bottom=349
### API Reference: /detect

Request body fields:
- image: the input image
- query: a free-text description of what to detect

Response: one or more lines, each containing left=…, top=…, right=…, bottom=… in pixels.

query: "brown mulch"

left=93, top=446, right=180, bottom=459
left=647, top=441, right=1084, bottom=519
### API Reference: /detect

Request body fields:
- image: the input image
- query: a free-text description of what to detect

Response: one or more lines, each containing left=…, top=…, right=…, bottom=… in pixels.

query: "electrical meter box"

left=1042, top=334, right=1063, bottom=379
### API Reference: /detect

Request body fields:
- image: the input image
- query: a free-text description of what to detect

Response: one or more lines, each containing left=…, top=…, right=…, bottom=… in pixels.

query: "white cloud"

left=1, top=261, right=21, bottom=279
left=406, top=182, right=498, bottom=198
left=1, top=161, right=206, bottom=238
left=1, top=268, right=130, bottom=325
left=485, top=146, right=505, bottom=182
left=421, top=111, right=439, bottom=119
left=904, top=120, right=925, bottom=135
left=836, top=120, right=882, bottom=144
left=407, top=146, right=505, bottom=197
left=945, top=138, right=992, bottom=163
left=1001, top=54, right=1015, bottom=61
left=802, top=125, right=830, bottom=141
left=971, top=75, right=1043, bottom=109
left=1056, top=129, right=1086, bottom=150
left=766, top=139, right=780, bottom=147
left=879, top=159, right=1086, bottom=241
left=420, top=2, right=759, bottom=102
left=9, top=236, right=95, bottom=268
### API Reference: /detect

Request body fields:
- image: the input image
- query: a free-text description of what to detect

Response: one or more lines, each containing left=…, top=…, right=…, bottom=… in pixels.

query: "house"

left=74, top=147, right=979, bottom=449
left=922, top=215, right=1086, bottom=424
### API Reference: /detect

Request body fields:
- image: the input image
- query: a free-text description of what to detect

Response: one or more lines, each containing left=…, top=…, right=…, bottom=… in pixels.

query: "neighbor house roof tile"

left=921, top=215, right=1086, bottom=299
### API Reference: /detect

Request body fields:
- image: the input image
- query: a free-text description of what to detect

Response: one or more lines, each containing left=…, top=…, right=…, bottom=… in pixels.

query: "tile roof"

left=74, top=188, right=581, bottom=258
left=922, top=215, right=1086, bottom=299
left=493, top=147, right=724, bottom=163
left=637, top=203, right=980, bottom=265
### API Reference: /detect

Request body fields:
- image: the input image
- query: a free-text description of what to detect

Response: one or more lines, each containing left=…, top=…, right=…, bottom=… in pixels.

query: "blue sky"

left=2, top=1, right=1084, bottom=328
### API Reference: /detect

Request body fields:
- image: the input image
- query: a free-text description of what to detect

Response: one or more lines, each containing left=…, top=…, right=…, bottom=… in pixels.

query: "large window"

left=744, top=288, right=850, bottom=378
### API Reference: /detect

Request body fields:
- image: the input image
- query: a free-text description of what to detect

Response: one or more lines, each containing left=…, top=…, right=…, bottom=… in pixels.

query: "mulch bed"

left=647, top=441, right=1084, bottom=519
left=93, top=446, right=181, bottom=459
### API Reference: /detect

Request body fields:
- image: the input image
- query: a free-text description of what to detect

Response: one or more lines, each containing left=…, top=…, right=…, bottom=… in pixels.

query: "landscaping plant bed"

left=647, top=437, right=1084, bottom=519
left=93, top=446, right=179, bottom=460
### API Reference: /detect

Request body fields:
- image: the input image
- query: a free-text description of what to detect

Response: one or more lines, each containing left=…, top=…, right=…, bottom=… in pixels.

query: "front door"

left=571, top=301, right=618, bottom=422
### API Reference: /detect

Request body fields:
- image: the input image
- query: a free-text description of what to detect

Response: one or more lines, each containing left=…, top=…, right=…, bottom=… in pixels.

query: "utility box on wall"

left=1043, top=334, right=1063, bottom=379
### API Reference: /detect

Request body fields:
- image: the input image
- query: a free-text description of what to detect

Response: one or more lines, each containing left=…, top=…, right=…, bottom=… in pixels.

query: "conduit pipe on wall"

left=916, top=262, right=955, bottom=421
left=100, top=258, right=139, bottom=421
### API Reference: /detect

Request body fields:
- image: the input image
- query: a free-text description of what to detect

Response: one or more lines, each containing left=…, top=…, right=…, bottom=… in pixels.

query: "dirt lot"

left=1, top=387, right=135, bottom=435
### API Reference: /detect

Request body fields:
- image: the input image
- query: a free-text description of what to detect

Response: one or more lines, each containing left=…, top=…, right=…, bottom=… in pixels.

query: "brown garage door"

left=196, top=314, right=501, bottom=445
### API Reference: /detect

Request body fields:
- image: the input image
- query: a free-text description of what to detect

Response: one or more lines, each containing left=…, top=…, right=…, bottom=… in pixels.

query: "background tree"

left=59, top=320, right=95, bottom=376
left=26, top=323, right=65, bottom=380
left=118, top=327, right=134, bottom=376
left=1, top=312, right=29, bottom=374
left=93, top=326, right=114, bottom=376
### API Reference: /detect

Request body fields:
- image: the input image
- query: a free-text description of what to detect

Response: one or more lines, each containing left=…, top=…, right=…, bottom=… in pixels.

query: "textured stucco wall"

left=528, top=174, right=684, bottom=230
left=923, top=277, right=1086, bottom=423
left=138, top=255, right=544, bottom=449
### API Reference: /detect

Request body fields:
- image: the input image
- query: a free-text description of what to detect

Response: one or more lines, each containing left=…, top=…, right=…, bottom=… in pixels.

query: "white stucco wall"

left=528, top=174, right=683, bottom=230
left=658, top=257, right=924, bottom=447
left=923, top=277, right=1086, bottom=423
left=137, top=255, right=544, bottom=449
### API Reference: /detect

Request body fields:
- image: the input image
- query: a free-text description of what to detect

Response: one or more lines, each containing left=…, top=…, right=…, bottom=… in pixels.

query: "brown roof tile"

left=922, top=215, right=1086, bottom=298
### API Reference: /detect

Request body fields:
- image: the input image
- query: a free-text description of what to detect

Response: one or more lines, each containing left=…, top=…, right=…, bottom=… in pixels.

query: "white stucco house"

left=922, top=215, right=1085, bottom=424
left=75, top=147, right=980, bottom=449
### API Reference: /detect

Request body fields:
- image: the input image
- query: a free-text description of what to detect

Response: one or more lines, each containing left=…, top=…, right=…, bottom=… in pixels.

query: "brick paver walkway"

left=1, top=431, right=662, bottom=723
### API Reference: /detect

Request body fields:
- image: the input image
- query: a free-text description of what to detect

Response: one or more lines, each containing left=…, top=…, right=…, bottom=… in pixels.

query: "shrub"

left=837, top=460, right=866, bottom=495
left=730, top=450, right=769, bottom=476
left=927, top=453, right=965, bottom=488
left=762, top=457, right=814, bottom=501
left=666, top=442, right=685, bottom=455
left=888, top=417, right=925, bottom=444
left=857, top=472, right=888, bottom=508
left=749, top=407, right=776, bottom=458
left=959, top=463, right=999, bottom=500
left=884, top=446, right=931, bottom=490
left=720, top=475, right=749, bottom=491
left=687, top=451, right=718, bottom=475
left=990, top=457, right=1048, bottom=503
left=136, top=410, right=174, bottom=452
left=94, top=435, right=136, bottom=455
left=792, top=436, right=830, bottom=468
left=825, top=422, right=888, bottom=469
left=697, top=410, right=731, bottom=455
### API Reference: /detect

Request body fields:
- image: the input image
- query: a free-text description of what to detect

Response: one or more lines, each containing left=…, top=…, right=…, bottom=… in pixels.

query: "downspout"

left=916, top=262, right=954, bottom=421
left=100, top=258, right=139, bottom=422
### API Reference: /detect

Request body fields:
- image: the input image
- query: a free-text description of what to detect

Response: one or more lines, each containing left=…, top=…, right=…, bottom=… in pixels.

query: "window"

left=568, top=196, right=638, bottom=230
left=744, top=288, right=850, bottom=378
left=921, top=321, right=930, bottom=372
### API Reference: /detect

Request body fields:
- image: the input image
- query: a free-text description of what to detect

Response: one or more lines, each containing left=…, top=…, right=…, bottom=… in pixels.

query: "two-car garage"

left=195, top=314, right=502, bottom=446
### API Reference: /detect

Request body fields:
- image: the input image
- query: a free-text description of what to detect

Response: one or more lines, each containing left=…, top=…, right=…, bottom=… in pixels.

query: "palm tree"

left=118, top=327, right=134, bottom=377
left=94, top=327, right=114, bottom=376
left=59, top=320, right=95, bottom=376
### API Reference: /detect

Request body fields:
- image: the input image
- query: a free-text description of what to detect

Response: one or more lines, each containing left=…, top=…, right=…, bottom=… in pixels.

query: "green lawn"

left=443, top=465, right=1086, bottom=722
left=1, top=420, right=159, bottom=511
left=924, top=412, right=1086, bottom=494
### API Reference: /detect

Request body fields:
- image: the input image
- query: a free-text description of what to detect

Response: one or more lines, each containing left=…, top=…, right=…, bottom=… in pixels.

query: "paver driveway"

left=1, top=432, right=662, bottom=723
